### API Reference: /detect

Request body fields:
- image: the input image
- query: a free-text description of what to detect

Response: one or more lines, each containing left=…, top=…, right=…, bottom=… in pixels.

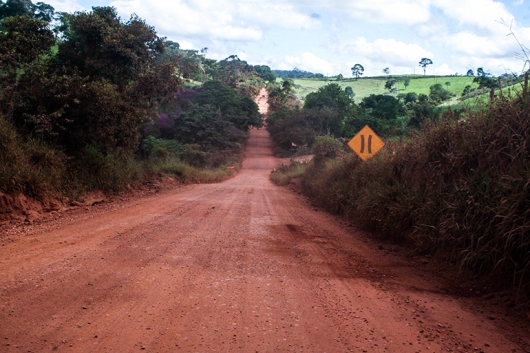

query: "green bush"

left=0, top=117, right=67, bottom=197
left=270, top=161, right=306, bottom=186
left=73, top=146, right=145, bottom=193
left=312, top=135, right=345, bottom=163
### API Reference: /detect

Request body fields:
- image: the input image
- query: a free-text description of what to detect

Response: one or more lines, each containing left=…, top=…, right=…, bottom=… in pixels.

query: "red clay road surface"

left=1, top=88, right=529, bottom=353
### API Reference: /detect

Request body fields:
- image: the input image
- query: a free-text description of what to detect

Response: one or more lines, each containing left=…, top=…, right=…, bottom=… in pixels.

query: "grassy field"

left=284, top=75, right=476, bottom=103
left=449, top=79, right=526, bottom=107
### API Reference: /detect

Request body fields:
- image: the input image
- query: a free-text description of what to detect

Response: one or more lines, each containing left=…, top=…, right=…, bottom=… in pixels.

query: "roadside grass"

left=0, top=114, right=243, bottom=201
left=299, top=93, right=530, bottom=292
left=0, top=117, right=67, bottom=197
left=270, top=161, right=307, bottom=186
left=149, top=157, right=238, bottom=184
left=450, top=79, right=526, bottom=107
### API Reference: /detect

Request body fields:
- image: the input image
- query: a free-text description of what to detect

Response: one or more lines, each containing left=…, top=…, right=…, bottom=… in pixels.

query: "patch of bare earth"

left=0, top=88, right=529, bottom=353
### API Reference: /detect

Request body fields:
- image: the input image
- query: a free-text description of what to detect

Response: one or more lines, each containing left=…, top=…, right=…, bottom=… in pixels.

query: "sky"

left=44, top=0, right=530, bottom=77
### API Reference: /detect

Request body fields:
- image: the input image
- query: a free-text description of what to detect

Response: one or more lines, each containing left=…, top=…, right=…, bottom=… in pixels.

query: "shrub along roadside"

left=298, top=95, right=530, bottom=293
left=270, top=161, right=306, bottom=186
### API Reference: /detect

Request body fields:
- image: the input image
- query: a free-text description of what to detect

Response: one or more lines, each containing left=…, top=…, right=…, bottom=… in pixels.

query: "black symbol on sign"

left=360, top=135, right=372, bottom=154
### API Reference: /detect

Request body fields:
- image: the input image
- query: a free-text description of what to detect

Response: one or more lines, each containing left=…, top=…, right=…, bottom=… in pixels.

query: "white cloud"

left=344, top=0, right=432, bottom=25
left=334, top=37, right=433, bottom=62
left=237, top=3, right=320, bottom=30
left=301, top=0, right=432, bottom=25
left=441, top=21, right=530, bottom=75
left=448, top=31, right=510, bottom=57
left=431, top=0, right=513, bottom=33
left=109, top=0, right=320, bottom=43
left=177, top=40, right=195, bottom=50
left=110, top=0, right=262, bottom=41
left=432, top=63, right=456, bottom=75
left=275, top=52, right=336, bottom=75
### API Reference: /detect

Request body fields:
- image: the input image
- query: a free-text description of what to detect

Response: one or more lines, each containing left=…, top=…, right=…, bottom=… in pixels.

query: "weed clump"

left=270, top=161, right=306, bottom=186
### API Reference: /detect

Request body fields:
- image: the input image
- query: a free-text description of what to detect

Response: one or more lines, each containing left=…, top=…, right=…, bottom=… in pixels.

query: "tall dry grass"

left=302, top=82, right=530, bottom=292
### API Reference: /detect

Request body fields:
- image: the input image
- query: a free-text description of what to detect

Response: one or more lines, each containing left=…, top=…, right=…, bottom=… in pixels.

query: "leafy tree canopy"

left=253, top=65, right=276, bottom=82
left=385, top=79, right=396, bottom=91
left=429, top=83, right=454, bottom=103
left=273, top=68, right=323, bottom=78
left=473, top=67, right=498, bottom=89
left=419, top=58, right=433, bottom=75
left=303, top=83, right=356, bottom=136
left=304, top=83, right=353, bottom=118
left=0, top=0, right=54, bottom=21
left=351, top=63, right=364, bottom=80
left=55, top=7, right=165, bottom=88
left=360, top=94, right=404, bottom=120
left=402, top=92, right=418, bottom=104
left=0, top=15, right=54, bottom=73
left=344, top=86, right=354, bottom=98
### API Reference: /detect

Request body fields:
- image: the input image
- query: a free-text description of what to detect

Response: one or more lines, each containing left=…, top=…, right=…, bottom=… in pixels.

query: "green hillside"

left=286, top=75, right=476, bottom=103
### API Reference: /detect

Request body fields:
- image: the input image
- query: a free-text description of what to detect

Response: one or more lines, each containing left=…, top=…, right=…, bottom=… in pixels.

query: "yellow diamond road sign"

left=348, top=125, right=385, bottom=162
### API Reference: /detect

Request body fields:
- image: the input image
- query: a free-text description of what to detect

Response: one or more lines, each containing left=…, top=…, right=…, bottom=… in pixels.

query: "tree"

left=214, top=55, right=254, bottom=88
left=403, top=78, right=410, bottom=90
left=408, top=102, right=438, bottom=128
left=402, top=92, right=418, bottom=104
left=33, top=2, right=55, bottom=22
left=0, top=15, right=55, bottom=118
left=336, top=73, right=343, bottom=81
left=383, top=67, right=390, bottom=75
left=429, top=83, right=454, bottom=103
left=351, top=63, right=364, bottom=80
left=419, top=58, right=433, bottom=75
left=281, top=79, right=293, bottom=94
left=0, top=0, right=34, bottom=19
left=304, top=83, right=354, bottom=136
left=418, top=93, right=429, bottom=102
left=253, top=65, right=275, bottom=82
left=466, top=69, right=474, bottom=76
left=477, top=67, right=488, bottom=77
left=45, top=7, right=180, bottom=154
left=344, top=86, right=355, bottom=98
left=384, top=79, right=397, bottom=91
left=193, top=81, right=262, bottom=131
left=360, top=94, right=404, bottom=120
left=56, top=7, right=165, bottom=89
left=266, top=109, right=317, bottom=151
left=193, top=80, right=262, bottom=131
left=473, top=67, right=498, bottom=89
left=0, top=15, right=54, bottom=72
left=461, top=85, right=474, bottom=96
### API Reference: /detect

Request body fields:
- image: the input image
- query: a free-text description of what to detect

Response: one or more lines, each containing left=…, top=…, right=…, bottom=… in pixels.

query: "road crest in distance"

left=347, top=125, right=385, bottom=162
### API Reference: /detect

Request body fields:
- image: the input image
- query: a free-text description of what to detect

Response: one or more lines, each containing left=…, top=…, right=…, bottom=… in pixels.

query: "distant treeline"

left=273, top=68, right=324, bottom=79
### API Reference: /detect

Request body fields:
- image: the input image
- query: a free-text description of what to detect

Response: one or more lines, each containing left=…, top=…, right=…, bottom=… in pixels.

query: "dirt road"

left=1, top=88, right=529, bottom=352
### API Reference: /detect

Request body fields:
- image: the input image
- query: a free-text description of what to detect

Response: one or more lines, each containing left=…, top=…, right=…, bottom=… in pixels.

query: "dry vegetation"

left=273, top=76, right=530, bottom=294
